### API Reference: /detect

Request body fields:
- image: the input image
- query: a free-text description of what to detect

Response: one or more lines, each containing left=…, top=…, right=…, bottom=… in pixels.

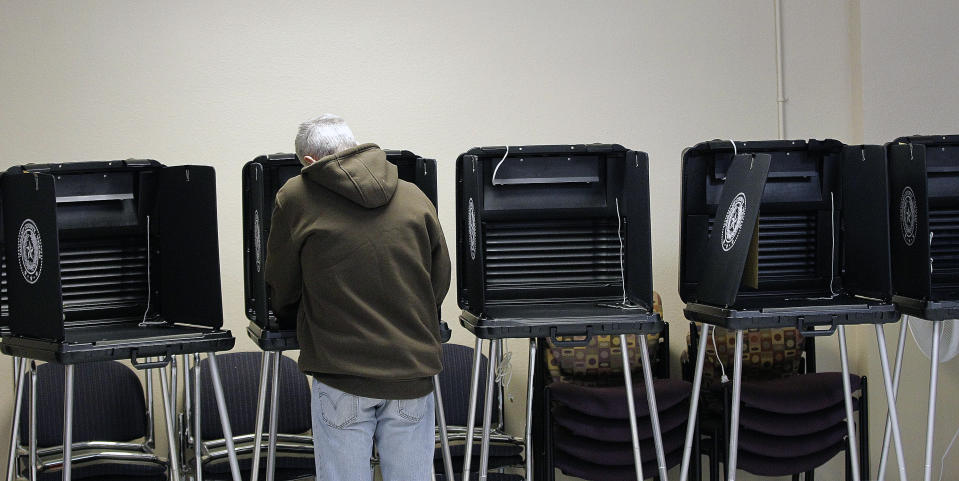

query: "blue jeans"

left=311, top=379, right=435, bottom=481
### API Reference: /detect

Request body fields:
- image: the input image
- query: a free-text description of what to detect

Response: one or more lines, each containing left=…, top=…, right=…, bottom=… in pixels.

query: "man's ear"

left=303, top=155, right=317, bottom=165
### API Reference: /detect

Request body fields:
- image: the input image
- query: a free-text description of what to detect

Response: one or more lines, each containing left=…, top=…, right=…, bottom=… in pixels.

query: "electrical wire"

left=139, top=215, right=154, bottom=327
left=490, top=146, right=510, bottom=185
left=615, top=198, right=627, bottom=305
left=709, top=325, right=729, bottom=383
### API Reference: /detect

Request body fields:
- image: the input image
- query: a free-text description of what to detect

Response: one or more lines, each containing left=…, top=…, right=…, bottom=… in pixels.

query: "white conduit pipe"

left=774, top=0, right=786, bottom=140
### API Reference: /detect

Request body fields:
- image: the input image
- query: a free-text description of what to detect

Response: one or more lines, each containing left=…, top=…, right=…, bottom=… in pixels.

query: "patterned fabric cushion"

left=546, top=292, right=664, bottom=386
left=687, top=325, right=805, bottom=388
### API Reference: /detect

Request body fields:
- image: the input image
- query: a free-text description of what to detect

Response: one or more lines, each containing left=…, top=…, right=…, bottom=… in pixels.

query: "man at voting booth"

left=265, top=114, right=452, bottom=480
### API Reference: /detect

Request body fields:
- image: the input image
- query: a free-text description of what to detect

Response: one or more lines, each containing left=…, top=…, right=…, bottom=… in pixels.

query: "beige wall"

left=0, top=0, right=948, bottom=479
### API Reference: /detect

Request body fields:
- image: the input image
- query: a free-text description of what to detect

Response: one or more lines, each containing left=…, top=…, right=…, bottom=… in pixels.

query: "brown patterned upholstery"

left=546, top=292, right=664, bottom=386
left=687, top=325, right=805, bottom=387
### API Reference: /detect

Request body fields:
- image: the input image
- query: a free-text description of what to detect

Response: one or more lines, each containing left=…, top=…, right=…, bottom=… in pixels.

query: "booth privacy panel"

left=1, top=172, right=64, bottom=340
left=839, top=145, right=893, bottom=301
left=242, top=151, right=438, bottom=330
left=157, top=166, right=223, bottom=328
left=455, top=144, right=654, bottom=314
left=0, top=160, right=226, bottom=341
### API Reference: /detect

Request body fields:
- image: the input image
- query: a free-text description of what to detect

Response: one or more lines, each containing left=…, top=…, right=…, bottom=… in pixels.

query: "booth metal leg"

left=923, top=322, right=943, bottom=481
left=63, top=365, right=75, bottom=481
left=525, top=338, right=537, bottom=481
left=433, top=374, right=454, bottom=481
left=251, top=351, right=271, bottom=481
left=620, top=334, right=646, bottom=481
left=461, top=338, right=485, bottom=480
left=478, top=340, right=499, bottom=481
left=639, top=335, right=669, bottom=481
left=181, top=355, right=190, bottom=469
left=680, top=324, right=710, bottom=481
left=207, top=353, right=242, bottom=481
left=6, top=358, right=26, bottom=481
left=726, top=329, right=744, bottom=481
left=266, top=352, right=281, bottom=481
left=159, top=365, right=181, bottom=481
left=28, top=362, right=37, bottom=481
left=837, top=326, right=861, bottom=481
left=875, top=323, right=908, bottom=481
left=146, top=358, right=155, bottom=448
left=193, top=354, right=203, bottom=481
left=878, top=317, right=909, bottom=481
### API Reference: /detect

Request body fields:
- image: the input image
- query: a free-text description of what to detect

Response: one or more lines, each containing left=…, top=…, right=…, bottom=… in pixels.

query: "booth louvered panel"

left=930, top=208, right=959, bottom=272
left=708, top=213, right=817, bottom=282
left=483, top=220, right=624, bottom=290
left=59, top=239, right=148, bottom=311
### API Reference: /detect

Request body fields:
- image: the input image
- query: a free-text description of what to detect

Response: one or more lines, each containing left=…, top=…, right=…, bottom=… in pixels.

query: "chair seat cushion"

left=737, top=440, right=846, bottom=477
left=739, top=422, right=849, bottom=458
left=555, top=447, right=682, bottom=481
left=739, top=372, right=861, bottom=414
left=35, top=459, right=165, bottom=481
left=435, top=474, right=524, bottom=481
left=549, top=379, right=691, bottom=419
left=204, top=452, right=315, bottom=475
left=435, top=439, right=524, bottom=459
left=552, top=400, right=689, bottom=442
left=553, top=424, right=686, bottom=466
left=740, top=397, right=859, bottom=436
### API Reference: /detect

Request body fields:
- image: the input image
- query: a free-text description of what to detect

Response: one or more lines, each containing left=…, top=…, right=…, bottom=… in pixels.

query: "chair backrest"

left=436, top=343, right=499, bottom=427
left=545, top=291, right=666, bottom=386
left=694, top=325, right=807, bottom=386
left=19, top=361, right=148, bottom=447
left=194, top=352, right=311, bottom=440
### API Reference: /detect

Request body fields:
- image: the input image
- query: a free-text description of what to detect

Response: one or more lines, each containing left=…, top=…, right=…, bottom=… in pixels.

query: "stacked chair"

left=683, top=324, right=868, bottom=480
left=433, top=343, right=525, bottom=481
left=187, top=352, right=314, bottom=481
left=541, top=292, right=693, bottom=481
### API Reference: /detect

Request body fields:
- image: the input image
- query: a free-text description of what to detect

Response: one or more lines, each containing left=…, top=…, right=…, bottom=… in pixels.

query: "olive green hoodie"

left=265, top=143, right=451, bottom=399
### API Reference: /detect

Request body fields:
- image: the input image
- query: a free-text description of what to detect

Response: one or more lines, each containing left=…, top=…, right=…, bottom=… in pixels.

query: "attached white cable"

left=939, top=426, right=959, bottom=481
left=615, top=198, right=627, bottom=305
left=709, top=325, right=729, bottom=384
left=829, top=192, right=839, bottom=297
left=495, top=349, right=514, bottom=403
left=139, top=215, right=154, bottom=327
left=730, top=140, right=738, bottom=156
left=490, top=146, right=511, bottom=185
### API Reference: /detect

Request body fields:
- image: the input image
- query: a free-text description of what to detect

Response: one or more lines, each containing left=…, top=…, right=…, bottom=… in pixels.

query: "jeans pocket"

left=395, top=395, right=430, bottom=424
left=317, top=389, right=358, bottom=430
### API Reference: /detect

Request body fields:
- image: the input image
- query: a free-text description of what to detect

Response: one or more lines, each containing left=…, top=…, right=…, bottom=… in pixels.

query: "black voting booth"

left=455, top=144, right=668, bottom=481
left=677, top=140, right=904, bottom=481
left=240, top=150, right=456, bottom=481
left=880, top=135, right=959, bottom=481
left=0, top=160, right=242, bottom=481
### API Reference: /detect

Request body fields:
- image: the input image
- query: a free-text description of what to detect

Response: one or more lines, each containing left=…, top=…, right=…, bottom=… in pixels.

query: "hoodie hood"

left=301, top=143, right=398, bottom=208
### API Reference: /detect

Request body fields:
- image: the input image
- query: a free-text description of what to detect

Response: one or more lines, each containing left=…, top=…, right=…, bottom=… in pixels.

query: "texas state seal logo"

left=900, top=186, right=917, bottom=247
left=17, top=219, right=43, bottom=284
left=721, top=193, right=747, bottom=252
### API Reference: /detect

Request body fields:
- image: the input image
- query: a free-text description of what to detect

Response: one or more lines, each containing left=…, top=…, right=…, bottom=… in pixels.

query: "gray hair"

left=294, top=114, right=358, bottom=166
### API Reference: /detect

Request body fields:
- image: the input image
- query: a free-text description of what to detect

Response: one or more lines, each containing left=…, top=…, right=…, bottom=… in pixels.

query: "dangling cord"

left=139, top=216, right=162, bottom=327
left=709, top=325, right=729, bottom=383
left=616, top=198, right=627, bottom=306
left=490, top=146, right=510, bottom=185
left=729, top=140, right=738, bottom=156
left=495, top=346, right=514, bottom=403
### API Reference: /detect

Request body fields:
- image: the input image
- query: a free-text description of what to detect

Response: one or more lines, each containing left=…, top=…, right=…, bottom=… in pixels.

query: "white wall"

left=860, top=1, right=959, bottom=479
left=0, top=1, right=876, bottom=479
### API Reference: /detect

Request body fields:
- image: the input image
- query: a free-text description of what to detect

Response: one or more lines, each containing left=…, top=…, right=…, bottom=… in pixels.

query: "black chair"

left=683, top=323, right=869, bottom=480
left=434, top=343, right=524, bottom=481
left=189, top=352, right=314, bottom=481
left=14, top=361, right=166, bottom=481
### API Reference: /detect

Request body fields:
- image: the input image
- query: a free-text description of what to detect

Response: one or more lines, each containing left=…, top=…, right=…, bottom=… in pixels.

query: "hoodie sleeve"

left=265, top=201, right=302, bottom=320
left=427, top=210, right=452, bottom=307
